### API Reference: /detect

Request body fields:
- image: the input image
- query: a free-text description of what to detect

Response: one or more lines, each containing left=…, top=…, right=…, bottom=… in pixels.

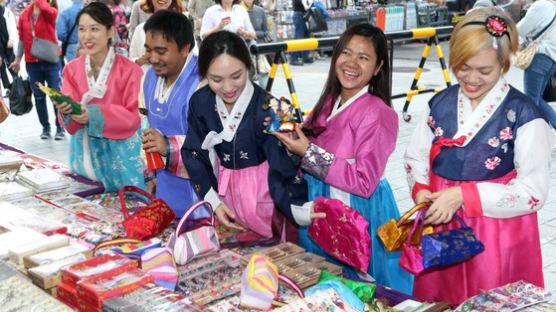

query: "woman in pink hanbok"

left=55, top=2, right=145, bottom=192
left=404, top=8, right=555, bottom=305
left=272, top=24, right=413, bottom=294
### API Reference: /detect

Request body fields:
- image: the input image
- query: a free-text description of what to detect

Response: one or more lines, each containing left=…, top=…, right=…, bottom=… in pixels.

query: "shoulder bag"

left=514, top=9, right=556, bottom=70
left=30, top=14, right=59, bottom=64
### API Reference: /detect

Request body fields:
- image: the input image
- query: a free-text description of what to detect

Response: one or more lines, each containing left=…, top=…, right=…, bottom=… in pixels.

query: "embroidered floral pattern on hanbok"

left=488, top=137, right=500, bottom=148
left=434, top=127, right=444, bottom=137
left=507, top=109, right=516, bottom=123
left=427, top=116, right=436, bottom=128
left=528, top=196, right=540, bottom=210
left=485, top=156, right=501, bottom=170
left=501, top=143, right=509, bottom=153
left=496, top=192, right=519, bottom=208
left=499, top=127, right=513, bottom=140
left=301, top=143, right=335, bottom=179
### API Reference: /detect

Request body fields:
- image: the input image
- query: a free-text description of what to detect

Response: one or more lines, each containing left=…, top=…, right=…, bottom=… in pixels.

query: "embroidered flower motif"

left=501, top=143, right=508, bottom=153
left=427, top=116, right=435, bottom=128
left=528, top=196, right=540, bottom=210
left=434, top=127, right=444, bottom=137
left=485, top=156, right=501, bottom=170
left=487, top=137, right=500, bottom=148
left=507, top=109, right=516, bottom=123
left=499, top=127, right=513, bottom=140
left=239, top=151, right=249, bottom=160
left=223, top=154, right=231, bottom=162
left=293, top=176, right=302, bottom=184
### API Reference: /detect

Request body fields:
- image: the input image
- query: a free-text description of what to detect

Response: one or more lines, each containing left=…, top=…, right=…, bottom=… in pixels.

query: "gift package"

left=16, top=168, right=71, bottom=193
left=8, top=234, right=69, bottom=265
left=76, top=267, right=153, bottom=311
left=28, top=253, right=88, bottom=289
left=24, top=243, right=91, bottom=269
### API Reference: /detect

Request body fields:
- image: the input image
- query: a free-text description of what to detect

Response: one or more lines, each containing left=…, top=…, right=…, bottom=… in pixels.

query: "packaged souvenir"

left=263, top=96, right=297, bottom=132
left=37, top=82, right=82, bottom=114
left=61, top=254, right=137, bottom=287
left=24, top=243, right=92, bottom=269
left=9, top=234, right=69, bottom=265
left=28, top=253, right=88, bottom=289
left=76, top=267, right=153, bottom=311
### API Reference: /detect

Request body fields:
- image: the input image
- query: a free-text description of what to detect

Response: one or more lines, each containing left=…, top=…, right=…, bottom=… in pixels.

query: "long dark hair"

left=198, top=31, right=253, bottom=78
left=307, top=24, right=391, bottom=133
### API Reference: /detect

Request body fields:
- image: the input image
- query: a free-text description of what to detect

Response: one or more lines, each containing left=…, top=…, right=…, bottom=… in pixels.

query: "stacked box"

left=8, top=234, right=69, bottom=265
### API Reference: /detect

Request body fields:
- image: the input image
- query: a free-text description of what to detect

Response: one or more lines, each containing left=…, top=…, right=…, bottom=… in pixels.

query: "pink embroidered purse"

left=308, top=197, right=371, bottom=272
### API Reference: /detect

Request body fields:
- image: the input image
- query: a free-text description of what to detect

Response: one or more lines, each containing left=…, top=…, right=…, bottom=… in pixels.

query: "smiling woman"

left=404, top=7, right=556, bottom=306
left=52, top=2, right=146, bottom=192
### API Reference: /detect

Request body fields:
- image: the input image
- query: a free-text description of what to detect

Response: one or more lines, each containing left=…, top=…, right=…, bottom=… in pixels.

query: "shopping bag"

left=304, top=5, right=328, bottom=34
left=377, top=202, right=433, bottom=252
left=513, top=42, right=538, bottom=70
left=118, top=186, right=176, bottom=240
left=421, top=215, right=484, bottom=270
left=398, top=209, right=426, bottom=275
left=8, top=76, right=33, bottom=116
left=166, top=201, right=219, bottom=265
left=308, top=196, right=371, bottom=272
left=240, top=254, right=304, bottom=310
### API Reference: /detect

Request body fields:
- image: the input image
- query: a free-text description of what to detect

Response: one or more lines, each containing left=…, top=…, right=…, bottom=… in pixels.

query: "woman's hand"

left=271, top=125, right=310, bottom=157
left=214, top=202, right=246, bottom=231
left=8, top=56, right=21, bottom=73
left=219, top=17, right=231, bottom=29
left=142, top=128, right=167, bottom=156
left=55, top=101, right=74, bottom=115
left=424, top=186, right=463, bottom=225
left=71, top=110, right=89, bottom=124
left=415, top=189, right=432, bottom=204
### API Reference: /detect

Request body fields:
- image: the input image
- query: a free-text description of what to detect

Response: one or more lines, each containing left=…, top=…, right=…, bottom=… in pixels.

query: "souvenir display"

left=456, top=281, right=550, bottom=312
left=0, top=261, right=74, bottom=311
left=76, top=267, right=154, bottom=311
left=240, top=254, right=281, bottom=310
left=240, top=242, right=305, bottom=264
left=140, top=247, right=178, bottom=290
left=0, top=226, right=46, bottom=259
left=24, top=243, right=91, bottom=269
left=273, top=288, right=360, bottom=312
left=61, top=254, right=137, bottom=287
left=0, top=153, right=24, bottom=171
left=176, top=249, right=243, bottom=305
left=278, top=256, right=342, bottom=289
left=28, top=253, right=88, bottom=289
left=103, top=283, right=203, bottom=312
left=8, top=234, right=70, bottom=265
left=217, top=224, right=278, bottom=248
left=16, top=168, right=71, bottom=193
left=0, top=181, right=33, bottom=201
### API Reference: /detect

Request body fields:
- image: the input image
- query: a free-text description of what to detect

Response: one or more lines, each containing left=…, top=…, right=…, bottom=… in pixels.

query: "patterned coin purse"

left=308, top=197, right=371, bottom=272
left=377, top=202, right=433, bottom=252
left=421, top=215, right=485, bottom=270
left=119, top=186, right=176, bottom=240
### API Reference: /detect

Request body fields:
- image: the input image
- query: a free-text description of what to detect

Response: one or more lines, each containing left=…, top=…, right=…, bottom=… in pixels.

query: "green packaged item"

left=318, top=270, right=376, bottom=303
left=37, top=83, right=82, bottom=115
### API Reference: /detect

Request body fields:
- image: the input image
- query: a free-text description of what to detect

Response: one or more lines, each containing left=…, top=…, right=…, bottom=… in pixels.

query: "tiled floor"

left=1, top=40, right=555, bottom=290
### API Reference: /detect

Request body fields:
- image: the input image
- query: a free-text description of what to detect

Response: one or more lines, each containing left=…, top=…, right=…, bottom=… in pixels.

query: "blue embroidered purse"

left=421, top=215, right=484, bottom=269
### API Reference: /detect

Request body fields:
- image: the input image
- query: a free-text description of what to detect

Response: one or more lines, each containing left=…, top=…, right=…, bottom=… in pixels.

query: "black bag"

left=304, top=6, right=328, bottom=34
left=9, top=76, right=33, bottom=116
left=543, top=73, right=556, bottom=102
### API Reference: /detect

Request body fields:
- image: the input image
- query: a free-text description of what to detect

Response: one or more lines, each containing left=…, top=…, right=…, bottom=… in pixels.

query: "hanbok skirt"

left=218, top=161, right=283, bottom=239
left=413, top=171, right=544, bottom=306
left=298, top=174, right=414, bottom=295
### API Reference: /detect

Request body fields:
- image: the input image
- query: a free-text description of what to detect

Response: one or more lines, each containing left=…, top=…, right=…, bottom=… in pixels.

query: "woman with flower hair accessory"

left=404, top=8, right=555, bottom=305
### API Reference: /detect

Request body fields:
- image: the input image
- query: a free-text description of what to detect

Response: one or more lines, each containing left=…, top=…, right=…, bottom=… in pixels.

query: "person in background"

left=57, top=0, right=82, bottom=64
left=54, top=2, right=145, bottom=191
left=9, top=0, right=64, bottom=140
left=187, top=0, right=212, bottom=42
left=242, top=0, right=270, bottom=85
left=404, top=8, right=555, bottom=305
left=0, top=0, right=17, bottom=93
left=290, top=0, right=313, bottom=66
left=271, top=24, right=413, bottom=294
left=127, top=0, right=151, bottom=39
left=103, top=0, right=129, bottom=55
left=517, top=0, right=556, bottom=128
left=139, top=10, right=200, bottom=216
left=129, top=0, right=183, bottom=72
left=200, top=0, right=255, bottom=41
left=182, top=31, right=318, bottom=239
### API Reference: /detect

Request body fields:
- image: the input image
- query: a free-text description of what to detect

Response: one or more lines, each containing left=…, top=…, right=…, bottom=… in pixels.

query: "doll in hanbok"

left=271, top=24, right=414, bottom=294
left=54, top=2, right=145, bottom=192
left=404, top=8, right=556, bottom=306
left=181, top=31, right=321, bottom=239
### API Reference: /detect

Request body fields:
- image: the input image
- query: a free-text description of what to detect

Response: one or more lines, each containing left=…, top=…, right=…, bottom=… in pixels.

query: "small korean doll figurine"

left=264, top=96, right=297, bottom=132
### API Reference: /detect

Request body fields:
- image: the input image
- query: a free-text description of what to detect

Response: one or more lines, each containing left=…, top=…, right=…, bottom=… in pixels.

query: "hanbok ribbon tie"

left=429, top=135, right=467, bottom=167
left=201, top=81, right=254, bottom=177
